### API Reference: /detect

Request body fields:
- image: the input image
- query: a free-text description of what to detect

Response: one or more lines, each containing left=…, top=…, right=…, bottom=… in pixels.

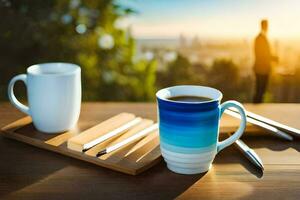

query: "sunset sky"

left=119, top=0, right=300, bottom=40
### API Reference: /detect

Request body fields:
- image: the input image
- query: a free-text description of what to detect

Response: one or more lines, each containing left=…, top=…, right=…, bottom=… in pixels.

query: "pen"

left=228, top=107, right=300, bottom=137
left=96, top=123, right=158, bottom=157
left=228, top=133, right=264, bottom=171
left=224, top=109, right=293, bottom=141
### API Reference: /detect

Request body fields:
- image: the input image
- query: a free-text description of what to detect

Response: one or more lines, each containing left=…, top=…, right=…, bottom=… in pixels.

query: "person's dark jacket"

left=253, top=33, right=272, bottom=75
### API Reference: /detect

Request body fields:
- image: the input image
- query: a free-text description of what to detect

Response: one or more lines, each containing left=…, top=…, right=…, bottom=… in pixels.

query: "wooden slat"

left=45, top=132, right=76, bottom=147
left=84, top=119, right=153, bottom=157
left=1, top=116, right=32, bottom=132
left=67, top=113, right=136, bottom=152
left=125, top=130, right=159, bottom=158
left=121, top=131, right=160, bottom=167
left=98, top=119, right=154, bottom=161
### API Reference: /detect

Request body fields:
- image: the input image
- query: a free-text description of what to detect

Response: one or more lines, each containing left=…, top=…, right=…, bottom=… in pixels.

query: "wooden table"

left=0, top=103, right=299, bottom=200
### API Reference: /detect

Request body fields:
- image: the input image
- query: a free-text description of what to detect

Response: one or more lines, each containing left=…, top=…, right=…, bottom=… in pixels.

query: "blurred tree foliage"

left=205, top=59, right=253, bottom=101
left=0, top=0, right=157, bottom=101
left=157, top=56, right=253, bottom=102
left=268, top=66, right=300, bottom=103
left=157, top=54, right=198, bottom=88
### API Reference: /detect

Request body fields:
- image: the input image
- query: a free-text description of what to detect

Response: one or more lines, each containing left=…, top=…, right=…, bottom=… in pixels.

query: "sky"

left=118, top=0, right=300, bottom=40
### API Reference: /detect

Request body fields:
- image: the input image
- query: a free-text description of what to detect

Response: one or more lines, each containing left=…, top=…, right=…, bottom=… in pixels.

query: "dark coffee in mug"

left=168, top=95, right=212, bottom=102
left=156, top=85, right=247, bottom=174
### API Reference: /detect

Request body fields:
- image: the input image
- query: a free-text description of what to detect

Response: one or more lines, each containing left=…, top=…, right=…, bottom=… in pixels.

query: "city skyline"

left=118, top=0, right=300, bottom=40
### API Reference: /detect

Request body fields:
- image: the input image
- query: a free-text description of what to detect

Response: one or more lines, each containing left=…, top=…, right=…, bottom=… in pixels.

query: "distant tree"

left=205, top=59, right=252, bottom=101
left=156, top=54, right=198, bottom=88
left=207, top=59, right=239, bottom=89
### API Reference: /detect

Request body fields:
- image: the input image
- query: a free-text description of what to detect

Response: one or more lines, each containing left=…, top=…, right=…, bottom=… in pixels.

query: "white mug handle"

left=217, top=100, right=246, bottom=152
left=8, top=74, right=30, bottom=115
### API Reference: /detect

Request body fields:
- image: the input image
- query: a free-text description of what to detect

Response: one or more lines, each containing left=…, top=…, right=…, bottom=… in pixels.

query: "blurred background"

left=1, top=0, right=300, bottom=102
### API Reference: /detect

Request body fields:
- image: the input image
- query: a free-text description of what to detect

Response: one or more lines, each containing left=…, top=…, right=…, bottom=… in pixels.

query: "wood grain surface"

left=1, top=114, right=160, bottom=175
left=0, top=102, right=299, bottom=200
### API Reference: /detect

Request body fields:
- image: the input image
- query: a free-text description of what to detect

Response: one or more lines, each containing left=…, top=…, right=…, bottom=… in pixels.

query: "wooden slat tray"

left=1, top=114, right=161, bottom=175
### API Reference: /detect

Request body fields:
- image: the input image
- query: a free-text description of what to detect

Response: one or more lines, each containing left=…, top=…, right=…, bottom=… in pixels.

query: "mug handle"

left=217, top=100, right=246, bottom=152
left=8, top=74, right=30, bottom=115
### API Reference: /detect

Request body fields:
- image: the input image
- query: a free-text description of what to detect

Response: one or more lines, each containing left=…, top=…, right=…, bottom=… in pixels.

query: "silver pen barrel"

left=228, top=107, right=300, bottom=137
left=225, top=109, right=293, bottom=141
left=235, top=139, right=264, bottom=170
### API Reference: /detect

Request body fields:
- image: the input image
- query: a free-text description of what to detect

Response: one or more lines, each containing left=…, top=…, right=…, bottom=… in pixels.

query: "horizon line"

left=133, top=35, right=300, bottom=41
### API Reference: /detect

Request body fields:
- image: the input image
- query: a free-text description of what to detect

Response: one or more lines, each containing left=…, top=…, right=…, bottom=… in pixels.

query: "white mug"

left=8, top=63, right=81, bottom=133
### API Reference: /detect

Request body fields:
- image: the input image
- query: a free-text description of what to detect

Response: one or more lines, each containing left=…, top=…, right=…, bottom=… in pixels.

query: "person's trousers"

left=253, top=73, right=269, bottom=103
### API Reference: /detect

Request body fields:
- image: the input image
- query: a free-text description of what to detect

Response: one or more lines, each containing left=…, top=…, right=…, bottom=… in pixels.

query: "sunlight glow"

left=120, top=0, right=300, bottom=40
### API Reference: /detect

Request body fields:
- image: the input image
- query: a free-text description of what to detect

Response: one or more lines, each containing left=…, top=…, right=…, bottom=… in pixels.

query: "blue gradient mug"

left=156, top=85, right=247, bottom=174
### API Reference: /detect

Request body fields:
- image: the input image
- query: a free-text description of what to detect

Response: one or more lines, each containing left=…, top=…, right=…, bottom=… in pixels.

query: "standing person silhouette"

left=253, top=19, right=278, bottom=103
